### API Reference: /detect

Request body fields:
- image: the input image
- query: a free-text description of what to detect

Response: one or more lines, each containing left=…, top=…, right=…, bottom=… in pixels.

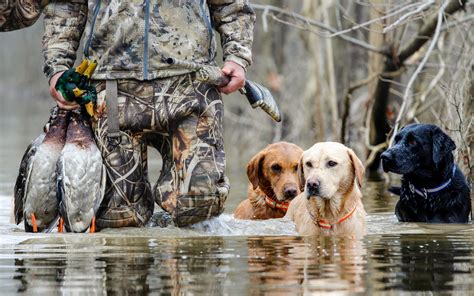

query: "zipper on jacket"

left=143, top=0, right=151, bottom=80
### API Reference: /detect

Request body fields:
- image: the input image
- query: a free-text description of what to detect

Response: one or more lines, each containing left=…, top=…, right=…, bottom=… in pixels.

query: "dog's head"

left=247, top=142, right=303, bottom=201
left=381, top=124, right=456, bottom=175
left=298, top=142, right=365, bottom=200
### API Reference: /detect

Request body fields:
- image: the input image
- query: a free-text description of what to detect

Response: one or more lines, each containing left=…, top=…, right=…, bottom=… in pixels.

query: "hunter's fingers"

left=219, top=61, right=246, bottom=94
left=219, top=76, right=245, bottom=94
left=49, top=71, right=80, bottom=110
left=50, top=86, right=80, bottom=110
left=56, top=101, right=80, bottom=110
left=221, top=66, right=233, bottom=76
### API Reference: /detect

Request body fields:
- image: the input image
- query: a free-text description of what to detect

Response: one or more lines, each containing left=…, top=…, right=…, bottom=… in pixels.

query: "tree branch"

left=397, top=0, right=468, bottom=62
left=389, top=0, right=450, bottom=147
left=251, top=4, right=388, bottom=55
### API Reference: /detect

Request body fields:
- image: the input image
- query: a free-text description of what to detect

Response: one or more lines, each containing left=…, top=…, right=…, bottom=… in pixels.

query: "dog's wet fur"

left=234, top=142, right=303, bottom=220
left=381, top=124, right=471, bottom=223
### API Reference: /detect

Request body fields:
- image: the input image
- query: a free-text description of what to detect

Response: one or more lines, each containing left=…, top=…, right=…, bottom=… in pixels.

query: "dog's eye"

left=327, top=161, right=338, bottom=167
left=271, top=164, right=281, bottom=172
left=305, top=161, right=312, bottom=168
left=407, top=138, right=417, bottom=146
left=294, top=165, right=298, bottom=172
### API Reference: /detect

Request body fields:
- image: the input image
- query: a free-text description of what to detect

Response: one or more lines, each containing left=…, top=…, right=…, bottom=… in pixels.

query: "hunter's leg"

left=153, top=78, right=229, bottom=227
left=92, top=80, right=155, bottom=229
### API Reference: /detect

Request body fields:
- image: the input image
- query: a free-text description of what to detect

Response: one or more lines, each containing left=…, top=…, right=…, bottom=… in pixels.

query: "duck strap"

left=106, top=80, right=120, bottom=139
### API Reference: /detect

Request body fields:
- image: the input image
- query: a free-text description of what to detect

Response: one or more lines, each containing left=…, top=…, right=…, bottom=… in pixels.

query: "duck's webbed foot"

left=31, top=214, right=38, bottom=233
left=58, top=217, right=64, bottom=233
left=89, top=217, right=96, bottom=233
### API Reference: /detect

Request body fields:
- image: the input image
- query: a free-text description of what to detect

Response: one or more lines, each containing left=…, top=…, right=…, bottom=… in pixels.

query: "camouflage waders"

left=92, top=74, right=229, bottom=228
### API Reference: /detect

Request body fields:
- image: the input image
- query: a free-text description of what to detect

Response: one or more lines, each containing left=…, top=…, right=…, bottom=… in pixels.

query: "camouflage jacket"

left=43, top=0, right=255, bottom=81
left=0, top=0, right=47, bottom=31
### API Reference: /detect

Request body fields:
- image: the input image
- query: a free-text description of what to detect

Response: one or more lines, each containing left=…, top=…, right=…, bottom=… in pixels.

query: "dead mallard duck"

left=14, top=107, right=69, bottom=232
left=57, top=110, right=105, bottom=233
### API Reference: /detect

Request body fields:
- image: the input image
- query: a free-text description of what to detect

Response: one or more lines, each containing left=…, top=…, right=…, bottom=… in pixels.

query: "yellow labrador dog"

left=286, top=142, right=366, bottom=238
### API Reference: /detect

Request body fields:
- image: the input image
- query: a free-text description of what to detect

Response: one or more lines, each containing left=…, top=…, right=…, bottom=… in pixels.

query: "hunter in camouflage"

left=0, top=0, right=46, bottom=31
left=43, top=1, right=254, bottom=80
left=92, top=76, right=228, bottom=228
left=43, top=1, right=255, bottom=228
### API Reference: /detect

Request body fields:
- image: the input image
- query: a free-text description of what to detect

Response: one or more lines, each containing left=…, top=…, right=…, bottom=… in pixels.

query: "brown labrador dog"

left=234, top=142, right=303, bottom=220
left=286, top=142, right=366, bottom=238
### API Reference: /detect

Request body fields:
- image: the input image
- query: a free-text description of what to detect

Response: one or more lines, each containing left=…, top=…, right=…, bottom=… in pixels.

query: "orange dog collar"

left=312, top=205, right=357, bottom=229
left=264, top=195, right=290, bottom=212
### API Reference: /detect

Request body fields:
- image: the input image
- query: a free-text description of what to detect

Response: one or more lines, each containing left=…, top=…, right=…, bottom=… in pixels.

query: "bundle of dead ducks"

left=14, top=107, right=105, bottom=233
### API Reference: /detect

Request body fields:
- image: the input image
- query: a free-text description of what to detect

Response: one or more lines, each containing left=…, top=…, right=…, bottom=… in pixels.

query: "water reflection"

left=369, top=234, right=473, bottom=292
left=4, top=230, right=474, bottom=294
left=13, top=237, right=152, bottom=294
left=247, top=237, right=303, bottom=294
left=11, top=237, right=230, bottom=295
left=149, top=237, right=227, bottom=295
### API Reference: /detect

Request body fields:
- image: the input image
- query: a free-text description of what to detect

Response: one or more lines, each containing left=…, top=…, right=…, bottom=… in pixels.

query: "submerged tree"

left=227, top=0, right=472, bottom=183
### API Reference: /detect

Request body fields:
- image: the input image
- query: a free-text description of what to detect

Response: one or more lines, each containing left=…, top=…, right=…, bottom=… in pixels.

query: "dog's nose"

left=306, top=180, right=320, bottom=192
left=380, top=151, right=393, bottom=172
left=380, top=151, right=392, bottom=162
left=283, top=187, right=298, bottom=199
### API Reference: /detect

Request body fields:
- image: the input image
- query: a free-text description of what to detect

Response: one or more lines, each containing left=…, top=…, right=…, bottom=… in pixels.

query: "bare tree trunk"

left=367, top=0, right=468, bottom=179
left=301, top=0, right=326, bottom=142
left=322, top=0, right=339, bottom=139
left=366, top=0, right=388, bottom=180
left=465, top=76, right=473, bottom=185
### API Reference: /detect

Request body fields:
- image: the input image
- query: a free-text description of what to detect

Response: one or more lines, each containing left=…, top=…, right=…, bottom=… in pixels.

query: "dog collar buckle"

left=422, top=188, right=428, bottom=199
left=408, top=166, right=456, bottom=198
left=310, top=205, right=358, bottom=230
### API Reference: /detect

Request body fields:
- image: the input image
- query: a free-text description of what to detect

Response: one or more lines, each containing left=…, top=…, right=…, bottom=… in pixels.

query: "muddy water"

left=1, top=101, right=474, bottom=295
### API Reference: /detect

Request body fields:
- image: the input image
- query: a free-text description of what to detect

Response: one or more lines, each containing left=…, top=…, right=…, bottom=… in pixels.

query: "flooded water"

left=0, top=27, right=472, bottom=294
left=1, top=101, right=474, bottom=295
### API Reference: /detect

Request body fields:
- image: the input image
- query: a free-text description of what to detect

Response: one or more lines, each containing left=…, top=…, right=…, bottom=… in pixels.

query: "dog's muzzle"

left=283, top=186, right=298, bottom=200
left=380, top=151, right=393, bottom=173
left=305, top=180, right=320, bottom=199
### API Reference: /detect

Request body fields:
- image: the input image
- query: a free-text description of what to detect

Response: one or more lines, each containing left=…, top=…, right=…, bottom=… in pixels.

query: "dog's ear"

left=432, top=127, right=456, bottom=164
left=246, top=151, right=265, bottom=190
left=297, top=156, right=305, bottom=192
left=347, top=148, right=365, bottom=188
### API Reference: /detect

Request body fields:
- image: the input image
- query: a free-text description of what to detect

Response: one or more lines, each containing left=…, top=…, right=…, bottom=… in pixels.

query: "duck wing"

left=58, top=111, right=105, bottom=232
left=14, top=133, right=45, bottom=225
left=22, top=108, right=69, bottom=232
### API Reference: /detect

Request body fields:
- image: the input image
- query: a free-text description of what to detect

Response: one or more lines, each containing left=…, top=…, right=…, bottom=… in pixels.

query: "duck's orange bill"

left=90, top=217, right=96, bottom=233
left=31, top=214, right=38, bottom=233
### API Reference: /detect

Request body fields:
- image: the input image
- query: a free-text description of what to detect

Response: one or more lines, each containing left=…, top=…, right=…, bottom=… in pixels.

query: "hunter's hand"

left=49, top=71, right=80, bottom=110
left=219, top=61, right=246, bottom=94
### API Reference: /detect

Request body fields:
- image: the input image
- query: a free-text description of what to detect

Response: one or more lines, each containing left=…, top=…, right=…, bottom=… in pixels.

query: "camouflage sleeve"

left=208, top=0, right=256, bottom=69
left=0, top=0, right=45, bottom=32
left=42, top=1, right=87, bottom=79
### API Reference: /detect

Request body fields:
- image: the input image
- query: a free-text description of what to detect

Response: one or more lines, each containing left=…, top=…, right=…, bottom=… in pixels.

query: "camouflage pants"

left=92, top=75, right=229, bottom=228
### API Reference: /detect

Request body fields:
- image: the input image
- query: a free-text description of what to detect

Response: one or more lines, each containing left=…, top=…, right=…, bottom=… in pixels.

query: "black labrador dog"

left=381, top=123, right=471, bottom=223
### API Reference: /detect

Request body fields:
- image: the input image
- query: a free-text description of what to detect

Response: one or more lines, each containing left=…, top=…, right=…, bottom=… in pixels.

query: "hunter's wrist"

left=45, top=66, right=68, bottom=84
left=224, top=55, right=250, bottom=72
